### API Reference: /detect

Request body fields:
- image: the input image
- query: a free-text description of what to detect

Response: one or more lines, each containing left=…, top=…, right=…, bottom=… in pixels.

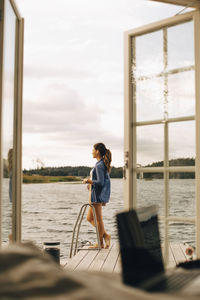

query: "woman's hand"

left=83, top=178, right=92, bottom=185
left=83, top=178, right=88, bottom=184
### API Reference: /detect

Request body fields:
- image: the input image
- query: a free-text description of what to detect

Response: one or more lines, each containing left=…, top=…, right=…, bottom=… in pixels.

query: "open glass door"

left=124, top=10, right=200, bottom=262
left=0, top=0, right=24, bottom=245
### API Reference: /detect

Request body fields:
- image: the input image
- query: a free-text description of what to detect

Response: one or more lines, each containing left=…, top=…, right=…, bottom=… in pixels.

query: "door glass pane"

left=168, top=71, right=195, bottom=118
left=137, top=179, right=164, bottom=215
left=168, top=121, right=195, bottom=163
left=169, top=176, right=195, bottom=217
left=169, top=223, right=195, bottom=251
left=130, top=15, right=196, bottom=263
left=137, top=124, right=164, bottom=166
left=136, top=77, right=164, bottom=122
left=167, top=21, right=194, bottom=70
left=135, top=30, right=163, bottom=78
left=2, top=0, right=16, bottom=244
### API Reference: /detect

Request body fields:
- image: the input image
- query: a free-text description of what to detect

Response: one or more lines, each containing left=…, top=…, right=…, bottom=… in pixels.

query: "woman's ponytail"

left=103, top=149, right=112, bottom=173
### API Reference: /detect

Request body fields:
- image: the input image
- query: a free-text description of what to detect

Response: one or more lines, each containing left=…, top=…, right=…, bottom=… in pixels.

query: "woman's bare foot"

left=104, top=234, right=111, bottom=249
left=89, top=243, right=104, bottom=249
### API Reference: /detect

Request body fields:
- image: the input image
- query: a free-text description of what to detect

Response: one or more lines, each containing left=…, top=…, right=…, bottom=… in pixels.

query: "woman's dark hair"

left=94, top=143, right=112, bottom=173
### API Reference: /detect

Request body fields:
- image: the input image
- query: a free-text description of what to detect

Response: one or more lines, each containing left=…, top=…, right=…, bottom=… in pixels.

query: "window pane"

left=137, top=124, right=164, bottom=166
left=137, top=179, right=164, bottom=215
left=167, top=21, right=194, bottom=70
left=169, top=223, right=195, bottom=249
left=134, top=30, right=163, bottom=78
left=136, top=77, right=164, bottom=122
left=168, top=71, right=195, bottom=118
left=168, top=121, right=195, bottom=163
left=169, top=177, right=195, bottom=217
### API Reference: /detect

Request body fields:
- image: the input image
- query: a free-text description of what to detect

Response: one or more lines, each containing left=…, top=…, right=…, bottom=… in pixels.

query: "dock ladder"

left=69, top=203, right=101, bottom=258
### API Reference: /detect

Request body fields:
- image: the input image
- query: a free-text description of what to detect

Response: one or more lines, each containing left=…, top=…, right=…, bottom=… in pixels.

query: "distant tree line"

left=22, top=157, right=195, bottom=180
left=23, top=166, right=123, bottom=178
left=144, top=158, right=195, bottom=179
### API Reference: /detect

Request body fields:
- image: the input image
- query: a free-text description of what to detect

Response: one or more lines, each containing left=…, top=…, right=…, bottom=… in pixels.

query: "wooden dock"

left=65, top=242, right=194, bottom=272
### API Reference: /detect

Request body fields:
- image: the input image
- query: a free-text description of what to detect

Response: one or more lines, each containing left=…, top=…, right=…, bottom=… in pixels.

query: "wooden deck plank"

left=101, top=243, right=120, bottom=272
left=166, top=244, right=176, bottom=268
left=113, top=253, right=121, bottom=273
left=170, top=243, right=186, bottom=265
left=75, top=249, right=100, bottom=271
left=66, top=243, right=190, bottom=273
left=88, top=248, right=111, bottom=271
left=66, top=249, right=89, bottom=270
left=179, top=243, right=188, bottom=261
left=161, top=244, right=176, bottom=268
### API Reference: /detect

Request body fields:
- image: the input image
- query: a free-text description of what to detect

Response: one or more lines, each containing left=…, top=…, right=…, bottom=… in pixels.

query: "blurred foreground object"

left=0, top=242, right=194, bottom=299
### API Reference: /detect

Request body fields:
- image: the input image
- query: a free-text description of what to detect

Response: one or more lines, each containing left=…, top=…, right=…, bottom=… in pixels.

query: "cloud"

left=23, top=83, right=102, bottom=132
left=24, top=65, right=92, bottom=80
left=16, top=0, right=194, bottom=169
left=23, top=82, right=123, bottom=150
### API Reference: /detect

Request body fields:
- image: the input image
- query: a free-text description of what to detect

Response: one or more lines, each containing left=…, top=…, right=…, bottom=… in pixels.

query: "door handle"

left=123, top=160, right=128, bottom=179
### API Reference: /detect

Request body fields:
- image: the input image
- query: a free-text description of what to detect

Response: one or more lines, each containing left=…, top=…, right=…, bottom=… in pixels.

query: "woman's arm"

left=83, top=163, right=105, bottom=187
left=83, top=161, right=106, bottom=187
left=92, top=164, right=105, bottom=188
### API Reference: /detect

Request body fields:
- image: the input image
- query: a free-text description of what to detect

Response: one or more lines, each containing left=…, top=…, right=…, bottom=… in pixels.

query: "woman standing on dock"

left=83, top=143, right=112, bottom=249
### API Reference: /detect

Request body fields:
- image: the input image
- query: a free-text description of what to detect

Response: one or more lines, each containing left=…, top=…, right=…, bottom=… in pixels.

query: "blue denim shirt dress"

left=91, top=159, right=111, bottom=204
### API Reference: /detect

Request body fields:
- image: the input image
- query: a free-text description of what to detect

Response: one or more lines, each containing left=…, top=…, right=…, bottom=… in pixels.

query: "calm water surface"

left=21, top=179, right=124, bottom=262
left=2, top=179, right=196, bottom=263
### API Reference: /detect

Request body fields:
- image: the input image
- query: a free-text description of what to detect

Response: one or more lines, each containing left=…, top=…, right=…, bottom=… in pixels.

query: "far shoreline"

left=23, top=174, right=83, bottom=184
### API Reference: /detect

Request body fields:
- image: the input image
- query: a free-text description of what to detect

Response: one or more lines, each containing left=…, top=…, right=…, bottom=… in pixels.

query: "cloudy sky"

left=14, top=0, right=194, bottom=169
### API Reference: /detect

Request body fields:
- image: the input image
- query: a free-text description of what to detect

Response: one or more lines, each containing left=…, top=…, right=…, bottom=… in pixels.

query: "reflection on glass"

left=167, top=21, right=194, bottom=70
left=137, top=124, right=164, bottom=166
left=168, top=121, right=195, bottom=162
left=168, top=71, right=195, bottom=118
left=136, top=77, right=164, bottom=122
left=2, top=1, right=16, bottom=244
left=135, top=30, right=163, bottom=78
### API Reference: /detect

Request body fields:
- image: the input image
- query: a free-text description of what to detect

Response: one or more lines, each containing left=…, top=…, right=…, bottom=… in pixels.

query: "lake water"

left=2, top=178, right=196, bottom=264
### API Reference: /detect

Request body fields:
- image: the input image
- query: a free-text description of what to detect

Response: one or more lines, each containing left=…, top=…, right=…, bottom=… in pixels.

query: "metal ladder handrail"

left=69, top=203, right=101, bottom=258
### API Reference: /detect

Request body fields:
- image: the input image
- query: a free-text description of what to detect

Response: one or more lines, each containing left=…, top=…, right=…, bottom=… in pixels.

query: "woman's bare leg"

left=94, top=206, right=111, bottom=248
left=86, top=204, right=110, bottom=248
left=103, top=232, right=111, bottom=249
left=87, top=206, right=95, bottom=226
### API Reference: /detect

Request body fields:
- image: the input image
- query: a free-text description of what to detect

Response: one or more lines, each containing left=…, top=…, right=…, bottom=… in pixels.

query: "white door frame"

left=0, top=0, right=24, bottom=244
left=124, top=10, right=200, bottom=260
